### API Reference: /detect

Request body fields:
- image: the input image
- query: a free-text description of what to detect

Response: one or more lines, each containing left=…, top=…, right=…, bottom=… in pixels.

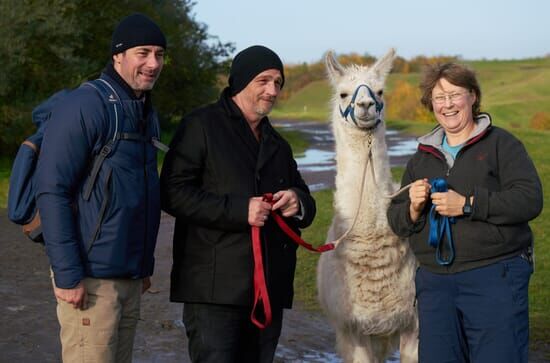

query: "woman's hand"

left=409, top=178, right=431, bottom=222
left=431, top=189, right=466, bottom=217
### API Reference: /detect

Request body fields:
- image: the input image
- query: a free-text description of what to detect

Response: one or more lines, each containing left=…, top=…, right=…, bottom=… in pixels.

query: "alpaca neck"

left=332, top=120, right=393, bottom=227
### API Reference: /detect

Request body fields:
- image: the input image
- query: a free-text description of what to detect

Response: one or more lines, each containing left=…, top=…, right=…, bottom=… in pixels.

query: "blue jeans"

left=182, top=303, right=283, bottom=363
left=416, top=256, right=532, bottom=363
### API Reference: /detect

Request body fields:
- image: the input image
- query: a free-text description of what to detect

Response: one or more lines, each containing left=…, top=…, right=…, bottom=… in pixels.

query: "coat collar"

left=417, top=113, right=492, bottom=168
left=218, top=88, right=280, bottom=173
left=418, top=112, right=492, bottom=148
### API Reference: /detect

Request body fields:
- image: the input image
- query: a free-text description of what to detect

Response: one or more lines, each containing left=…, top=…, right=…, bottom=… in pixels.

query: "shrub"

left=529, top=112, right=550, bottom=130
left=385, top=80, right=434, bottom=122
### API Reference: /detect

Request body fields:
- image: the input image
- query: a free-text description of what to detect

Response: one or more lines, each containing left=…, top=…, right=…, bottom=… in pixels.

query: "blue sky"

left=192, top=0, right=549, bottom=64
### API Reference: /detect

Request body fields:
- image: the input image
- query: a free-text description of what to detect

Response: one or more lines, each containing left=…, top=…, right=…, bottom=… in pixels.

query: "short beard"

left=255, top=99, right=275, bottom=118
left=254, top=105, right=272, bottom=118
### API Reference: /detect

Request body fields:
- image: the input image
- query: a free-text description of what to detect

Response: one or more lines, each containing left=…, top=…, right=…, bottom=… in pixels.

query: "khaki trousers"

left=54, top=277, right=142, bottom=363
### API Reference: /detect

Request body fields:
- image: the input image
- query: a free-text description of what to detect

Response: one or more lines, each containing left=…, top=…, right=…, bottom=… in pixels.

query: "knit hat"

left=111, top=13, right=166, bottom=55
left=229, top=45, right=285, bottom=95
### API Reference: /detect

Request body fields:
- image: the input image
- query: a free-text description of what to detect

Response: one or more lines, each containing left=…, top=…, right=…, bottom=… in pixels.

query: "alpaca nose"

left=356, top=100, right=374, bottom=109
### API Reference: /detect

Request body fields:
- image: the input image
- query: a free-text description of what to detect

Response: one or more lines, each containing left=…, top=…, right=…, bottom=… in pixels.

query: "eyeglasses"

left=431, top=92, right=468, bottom=104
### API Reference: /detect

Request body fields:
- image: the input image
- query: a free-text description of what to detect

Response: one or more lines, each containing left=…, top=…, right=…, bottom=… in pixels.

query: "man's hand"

left=409, top=178, right=431, bottom=222
left=142, top=276, right=151, bottom=294
left=272, top=189, right=300, bottom=217
left=248, top=197, right=272, bottom=226
left=431, top=189, right=466, bottom=217
left=54, top=281, right=87, bottom=310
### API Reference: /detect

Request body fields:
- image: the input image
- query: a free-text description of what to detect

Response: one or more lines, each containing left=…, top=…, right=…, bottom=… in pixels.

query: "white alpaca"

left=317, top=49, right=418, bottom=363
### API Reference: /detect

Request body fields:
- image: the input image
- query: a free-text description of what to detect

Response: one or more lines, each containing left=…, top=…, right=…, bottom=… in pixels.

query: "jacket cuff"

left=405, top=200, right=427, bottom=233
left=293, top=199, right=305, bottom=221
left=231, top=195, right=251, bottom=227
left=52, top=268, right=84, bottom=289
left=289, top=187, right=315, bottom=228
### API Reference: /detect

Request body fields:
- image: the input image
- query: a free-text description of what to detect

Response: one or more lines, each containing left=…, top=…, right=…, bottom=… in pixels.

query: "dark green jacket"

left=387, top=113, right=543, bottom=273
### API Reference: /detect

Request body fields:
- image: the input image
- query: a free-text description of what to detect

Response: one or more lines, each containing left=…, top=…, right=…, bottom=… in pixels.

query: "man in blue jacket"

left=36, top=14, right=166, bottom=362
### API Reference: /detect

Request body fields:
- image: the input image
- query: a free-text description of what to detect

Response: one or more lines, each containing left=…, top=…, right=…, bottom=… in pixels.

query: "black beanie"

left=229, top=45, right=285, bottom=95
left=111, top=13, right=166, bottom=55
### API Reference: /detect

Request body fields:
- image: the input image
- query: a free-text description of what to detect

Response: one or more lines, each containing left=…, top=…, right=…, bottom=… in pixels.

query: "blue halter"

left=428, top=178, right=456, bottom=266
left=339, top=84, right=384, bottom=129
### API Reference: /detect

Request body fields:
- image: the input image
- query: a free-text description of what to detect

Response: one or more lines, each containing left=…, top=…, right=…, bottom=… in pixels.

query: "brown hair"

left=419, top=62, right=481, bottom=116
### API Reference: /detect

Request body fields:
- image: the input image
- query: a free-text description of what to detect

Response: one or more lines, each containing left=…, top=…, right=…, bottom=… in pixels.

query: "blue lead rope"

left=428, top=178, right=455, bottom=265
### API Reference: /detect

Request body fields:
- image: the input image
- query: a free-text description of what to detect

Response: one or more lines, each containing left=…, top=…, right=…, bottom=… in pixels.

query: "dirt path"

left=0, top=210, right=341, bottom=362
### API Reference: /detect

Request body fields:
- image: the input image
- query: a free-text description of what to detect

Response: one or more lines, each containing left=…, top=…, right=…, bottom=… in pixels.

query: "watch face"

left=463, top=205, right=472, bottom=215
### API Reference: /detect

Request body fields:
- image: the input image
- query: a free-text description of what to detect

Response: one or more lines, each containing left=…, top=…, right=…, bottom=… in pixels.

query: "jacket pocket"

left=501, top=256, right=532, bottom=306
left=454, top=220, right=502, bottom=259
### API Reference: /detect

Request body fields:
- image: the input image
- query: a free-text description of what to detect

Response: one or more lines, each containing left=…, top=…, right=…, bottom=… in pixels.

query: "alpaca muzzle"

left=339, top=84, right=384, bottom=129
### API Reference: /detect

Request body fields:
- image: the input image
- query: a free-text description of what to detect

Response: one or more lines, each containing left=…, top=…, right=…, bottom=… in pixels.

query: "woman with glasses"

left=387, top=62, right=542, bottom=363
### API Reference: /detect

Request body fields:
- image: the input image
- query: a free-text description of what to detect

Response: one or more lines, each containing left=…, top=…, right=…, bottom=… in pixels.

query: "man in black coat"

left=160, top=45, right=316, bottom=363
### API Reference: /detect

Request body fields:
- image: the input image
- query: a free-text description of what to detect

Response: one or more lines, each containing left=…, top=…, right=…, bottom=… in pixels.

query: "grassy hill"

left=272, top=57, right=550, bottom=131
left=271, top=80, right=332, bottom=121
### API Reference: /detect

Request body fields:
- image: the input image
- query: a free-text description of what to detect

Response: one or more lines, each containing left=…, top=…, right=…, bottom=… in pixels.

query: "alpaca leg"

left=399, top=322, right=419, bottom=363
left=353, top=336, right=380, bottom=363
left=335, top=327, right=355, bottom=363
left=336, top=327, right=372, bottom=363
left=369, top=334, right=398, bottom=363
left=341, top=332, right=384, bottom=363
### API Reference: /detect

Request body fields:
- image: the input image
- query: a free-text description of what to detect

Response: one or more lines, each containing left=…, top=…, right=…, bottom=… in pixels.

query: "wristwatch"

left=463, top=194, right=472, bottom=216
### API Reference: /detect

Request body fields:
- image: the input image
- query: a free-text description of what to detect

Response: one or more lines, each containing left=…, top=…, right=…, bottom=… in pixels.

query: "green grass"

left=276, top=128, right=309, bottom=157
left=294, top=189, right=334, bottom=310
left=271, top=80, right=332, bottom=121
left=0, top=157, right=10, bottom=208
left=515, top=129, right=550, bottom=345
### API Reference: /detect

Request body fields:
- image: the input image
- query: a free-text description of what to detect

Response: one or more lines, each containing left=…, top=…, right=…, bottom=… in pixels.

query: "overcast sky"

left=192, top=0, right=549, bottom=64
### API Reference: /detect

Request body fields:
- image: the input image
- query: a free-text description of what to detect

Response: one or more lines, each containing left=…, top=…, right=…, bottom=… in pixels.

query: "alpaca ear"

left=372, top=48, right=396, bottom=81
left=325, top=51, right=345, bottom=84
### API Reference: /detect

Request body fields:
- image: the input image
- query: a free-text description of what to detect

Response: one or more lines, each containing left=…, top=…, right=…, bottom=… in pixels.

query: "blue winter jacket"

left=36, top=72, right=161, bottom=289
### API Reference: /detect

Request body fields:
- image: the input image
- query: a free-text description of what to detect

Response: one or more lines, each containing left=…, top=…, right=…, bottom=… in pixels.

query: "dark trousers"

left=182, top=303, right=283, bottom=363
left=416, top=256, right=532, bottom=363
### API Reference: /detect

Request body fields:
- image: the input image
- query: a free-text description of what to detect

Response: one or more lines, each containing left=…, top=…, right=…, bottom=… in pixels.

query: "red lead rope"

left=250, top=193, right=335, bottom=329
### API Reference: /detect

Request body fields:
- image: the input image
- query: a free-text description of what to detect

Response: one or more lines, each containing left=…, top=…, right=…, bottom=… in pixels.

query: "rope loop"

left=428, top=178, right=456, bottom=265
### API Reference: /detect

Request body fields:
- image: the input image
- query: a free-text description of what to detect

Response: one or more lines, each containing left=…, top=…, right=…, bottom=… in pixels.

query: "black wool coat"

left=160, top=89, right=316, bottom=310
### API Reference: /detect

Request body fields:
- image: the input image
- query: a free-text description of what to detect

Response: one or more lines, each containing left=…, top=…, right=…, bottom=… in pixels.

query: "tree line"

left=0, top=0, right=234, bottom=156
left=279, top=53, right=459, bottom=101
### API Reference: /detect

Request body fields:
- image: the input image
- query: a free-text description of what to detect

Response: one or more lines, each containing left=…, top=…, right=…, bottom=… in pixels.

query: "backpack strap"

left=117, top=132, right=169, bottom=151
left=85, top=168, right=113, bottom=253
left=82, top=79, right=122, bottom=201
left=152, top=137, right=170, bottom=152
left=81, top=79, right=169, bottom=202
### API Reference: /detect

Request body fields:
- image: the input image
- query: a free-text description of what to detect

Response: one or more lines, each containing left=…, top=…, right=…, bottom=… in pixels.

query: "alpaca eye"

left=340, top=93, right=348, bottom=99
left=377, top=90, right=383, bottom=97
